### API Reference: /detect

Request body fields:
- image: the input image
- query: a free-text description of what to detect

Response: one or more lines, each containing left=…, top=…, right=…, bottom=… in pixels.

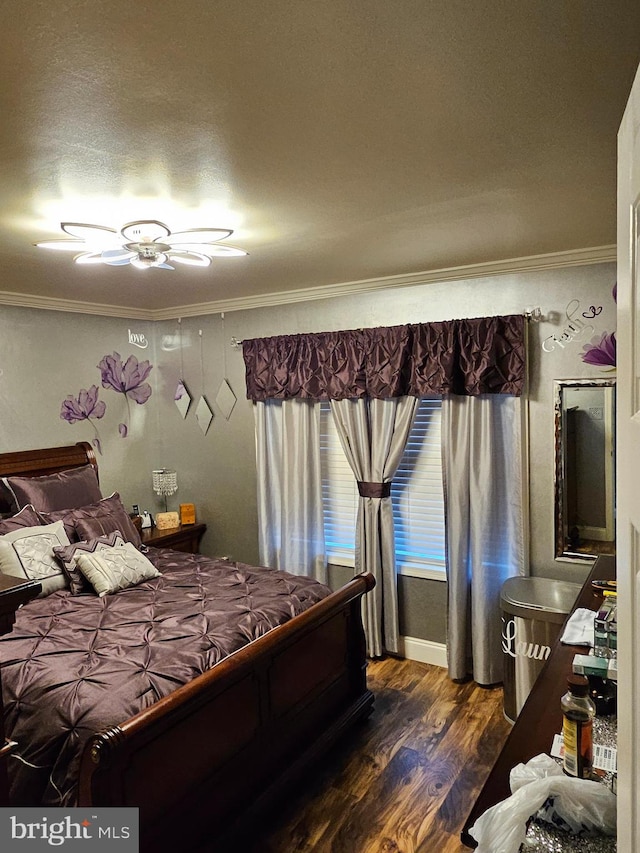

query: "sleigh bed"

left=0, top=442, right=374, bottom=852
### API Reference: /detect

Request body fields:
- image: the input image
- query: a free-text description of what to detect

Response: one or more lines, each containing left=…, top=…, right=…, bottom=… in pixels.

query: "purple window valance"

left=242, top=314, right=525, bottom=401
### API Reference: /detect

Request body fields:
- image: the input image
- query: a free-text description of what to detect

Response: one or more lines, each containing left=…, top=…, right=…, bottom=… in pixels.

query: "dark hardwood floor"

left=246, top=656, right=512, bottom=853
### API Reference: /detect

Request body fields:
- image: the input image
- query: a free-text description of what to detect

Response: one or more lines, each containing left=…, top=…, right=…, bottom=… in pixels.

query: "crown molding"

left=0, top=289, right=155, bottom=320
left=0, top=245, right=616, bottom=321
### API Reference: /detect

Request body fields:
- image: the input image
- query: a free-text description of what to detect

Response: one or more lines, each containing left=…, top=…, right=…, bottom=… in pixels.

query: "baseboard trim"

left=398, top=636, right=447, bottom=668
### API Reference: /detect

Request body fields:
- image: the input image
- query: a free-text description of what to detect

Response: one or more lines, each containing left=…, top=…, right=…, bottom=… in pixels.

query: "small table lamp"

left=152, top=469, right=178, bottom=512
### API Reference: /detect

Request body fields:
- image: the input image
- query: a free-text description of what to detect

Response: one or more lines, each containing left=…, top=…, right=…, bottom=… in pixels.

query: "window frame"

left=320, top=398, right=446, bottom=582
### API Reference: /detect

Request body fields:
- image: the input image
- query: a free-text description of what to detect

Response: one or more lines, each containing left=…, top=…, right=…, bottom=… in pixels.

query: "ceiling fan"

left=35, top=220, right=247, bottom=270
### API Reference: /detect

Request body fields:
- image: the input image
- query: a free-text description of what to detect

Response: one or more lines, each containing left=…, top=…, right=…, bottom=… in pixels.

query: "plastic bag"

left=468, top=754, right=616, bottom=853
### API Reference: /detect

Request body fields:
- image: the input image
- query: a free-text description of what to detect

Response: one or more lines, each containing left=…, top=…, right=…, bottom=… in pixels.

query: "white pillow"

left=75, top=542, right=161, bottom=597
left=0, top=520, right=70, bottom=596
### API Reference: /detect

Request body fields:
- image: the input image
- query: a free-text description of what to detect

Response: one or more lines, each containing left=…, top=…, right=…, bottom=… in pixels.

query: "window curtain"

left=330, top=396, right=419, bottom=657
left=242, top=315, right=526, bottom=402
left=254, top=399, right=327, bottom=584
left=441, top=394, right=527, bottom=685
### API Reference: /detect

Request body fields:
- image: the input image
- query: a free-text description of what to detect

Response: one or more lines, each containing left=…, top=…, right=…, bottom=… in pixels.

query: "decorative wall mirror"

left=554, top=378, right=616, bottom=562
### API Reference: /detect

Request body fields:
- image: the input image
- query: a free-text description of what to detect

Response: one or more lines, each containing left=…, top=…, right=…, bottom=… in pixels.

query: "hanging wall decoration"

left=174, top=319, right=192, bottom=419
left=215, top=313, right=237, bottom=421
left=195, top=329, right=214, bottom=435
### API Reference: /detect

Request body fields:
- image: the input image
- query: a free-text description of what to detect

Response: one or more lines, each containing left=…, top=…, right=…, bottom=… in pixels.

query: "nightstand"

left=141, top=522, right=207, bottom=554
left=0, top=575, right=41, bottom=805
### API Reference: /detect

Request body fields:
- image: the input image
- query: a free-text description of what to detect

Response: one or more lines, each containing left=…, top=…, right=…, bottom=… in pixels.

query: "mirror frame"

left=553, top=377, right=616, bottom=563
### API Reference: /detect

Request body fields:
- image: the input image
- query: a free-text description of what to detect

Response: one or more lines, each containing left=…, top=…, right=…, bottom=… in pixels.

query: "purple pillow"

left=0, top=504, right=42, bottom=535
left=41, top=493, right=141, bottom=547
left=3, top=465, right=102, bottom=512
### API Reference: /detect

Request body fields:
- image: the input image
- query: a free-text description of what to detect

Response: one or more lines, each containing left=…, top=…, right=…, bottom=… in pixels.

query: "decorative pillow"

left=3, top=465, right=102, bottom=513
left=75, top=543, right=161, bottom=597
left=0, top=521, right=70, bottom=596
left=40, top=493, right=142, bottom=547
left=53, top=531, right=127, bottom=595
left=0, top=480, right=18, bottom=514
left=0, top=504, right=43, bottom=535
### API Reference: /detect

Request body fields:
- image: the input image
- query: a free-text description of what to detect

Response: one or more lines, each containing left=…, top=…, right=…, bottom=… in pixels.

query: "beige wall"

left=0, top=260, right=617, bottom=643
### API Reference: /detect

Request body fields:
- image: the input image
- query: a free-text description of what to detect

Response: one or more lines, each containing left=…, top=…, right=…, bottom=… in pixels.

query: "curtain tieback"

left=357, top=481, right=392, bottom=499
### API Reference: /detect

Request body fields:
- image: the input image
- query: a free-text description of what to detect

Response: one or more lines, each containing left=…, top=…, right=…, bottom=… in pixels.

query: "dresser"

left=462, top=555, right=616, bottom=846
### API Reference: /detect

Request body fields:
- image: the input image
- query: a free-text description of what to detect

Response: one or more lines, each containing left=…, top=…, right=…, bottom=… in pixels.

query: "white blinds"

left=320, top=398, right=445, bottom=576
left=319, top=402, right=359, bottom=566
left=392, top=397, right=445, bottom=575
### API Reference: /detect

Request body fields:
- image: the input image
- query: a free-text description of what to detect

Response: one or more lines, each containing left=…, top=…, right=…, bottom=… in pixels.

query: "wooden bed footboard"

left=78, top=571, right=375, bottom=852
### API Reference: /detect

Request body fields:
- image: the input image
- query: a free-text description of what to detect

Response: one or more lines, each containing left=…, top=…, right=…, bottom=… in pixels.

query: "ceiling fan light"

left=121, top=220, right=171, bottom=243
left=35, top=240, right=89, bottom=251
left=200, top=244, right=248, bottom=257
left=130, top=257, right=154, bottom=270
left=35, top=220, right=246, bottom=271
left=61, top=223, right=119, bottom=246
left=165, top=228, right=232, bottom=245
left=168, top=251, right=211, bottom=267
left=130, top=251, right=168, bottom=269
left=170, top=243, right=247, bottom=257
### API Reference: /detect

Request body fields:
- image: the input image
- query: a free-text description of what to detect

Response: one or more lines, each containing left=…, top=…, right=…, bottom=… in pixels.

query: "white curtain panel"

left=442, top=394, right=527, bottom=685
left=330, top=396, right=419, bottom=657
left=254, top=399, right=327, bottom=583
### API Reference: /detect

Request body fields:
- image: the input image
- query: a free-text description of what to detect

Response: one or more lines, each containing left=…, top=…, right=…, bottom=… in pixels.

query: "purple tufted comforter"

left=0, top=548, right=331, bottom=806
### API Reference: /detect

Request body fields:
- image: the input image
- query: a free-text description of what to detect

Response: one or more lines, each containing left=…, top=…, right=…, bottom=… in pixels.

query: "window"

left=320, top=398, right=446, bottom=579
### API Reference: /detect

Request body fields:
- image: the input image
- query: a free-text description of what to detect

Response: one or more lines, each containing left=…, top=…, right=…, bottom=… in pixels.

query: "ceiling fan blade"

left=168, top=242, right=247, bottom=257
left=61, top=223, right=118, bottom=245
left=104, top=257, right=135, bottom=266
left=165, top=228, right=232, bottom=245
left=74, top=252, right=106, bottom=265
left=167, top=251, right=211, bottom=267
left=102, top=248, right=136, bottom=262
left=76, top=251, right=135, bottom=266
left=121, top=220, right=171, bottom=243
left=157, top=263, right=175, bottom=270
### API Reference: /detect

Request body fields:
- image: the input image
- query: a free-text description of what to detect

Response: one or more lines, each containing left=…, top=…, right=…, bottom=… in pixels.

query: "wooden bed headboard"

left=0, top=442, right=98, bottom=513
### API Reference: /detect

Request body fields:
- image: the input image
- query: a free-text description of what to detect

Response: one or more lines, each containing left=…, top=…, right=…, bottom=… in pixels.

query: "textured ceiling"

left=0, top=1, right=639, bottom=317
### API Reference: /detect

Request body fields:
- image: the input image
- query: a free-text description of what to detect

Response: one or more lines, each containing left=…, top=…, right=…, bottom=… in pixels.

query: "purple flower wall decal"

left=581, top=331, right=616, bottom=368
left=98, top=352, right=153, bottom=403
left=97, top=351, right=153, bottom=438
left=60, top=385, right=106, bottom=454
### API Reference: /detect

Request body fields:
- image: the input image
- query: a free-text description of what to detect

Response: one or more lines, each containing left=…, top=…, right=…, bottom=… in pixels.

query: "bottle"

left=561, top=673, right=595, bottom=778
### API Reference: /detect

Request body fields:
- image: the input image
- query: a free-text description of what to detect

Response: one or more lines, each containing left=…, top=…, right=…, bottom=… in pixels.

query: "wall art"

left=173, top=319, right=192, bottom=419
left=60, top=352, right=153, bottom=450
left=127, top=329, right=149, bottom=349
left=60, top=385, right=106, bottom=454
left=98, top=352, right=153, bottom=438
left=580, top=283, right=617, bottom=369
left=541, top=299, right=595, bottom=353
left=175, top=379, right=192, bottom=419
left=195, top=329, right=214, bottom=435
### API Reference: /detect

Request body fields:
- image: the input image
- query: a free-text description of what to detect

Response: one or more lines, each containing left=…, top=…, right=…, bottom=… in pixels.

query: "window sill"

left=327, top=556, right=446, bottom=583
